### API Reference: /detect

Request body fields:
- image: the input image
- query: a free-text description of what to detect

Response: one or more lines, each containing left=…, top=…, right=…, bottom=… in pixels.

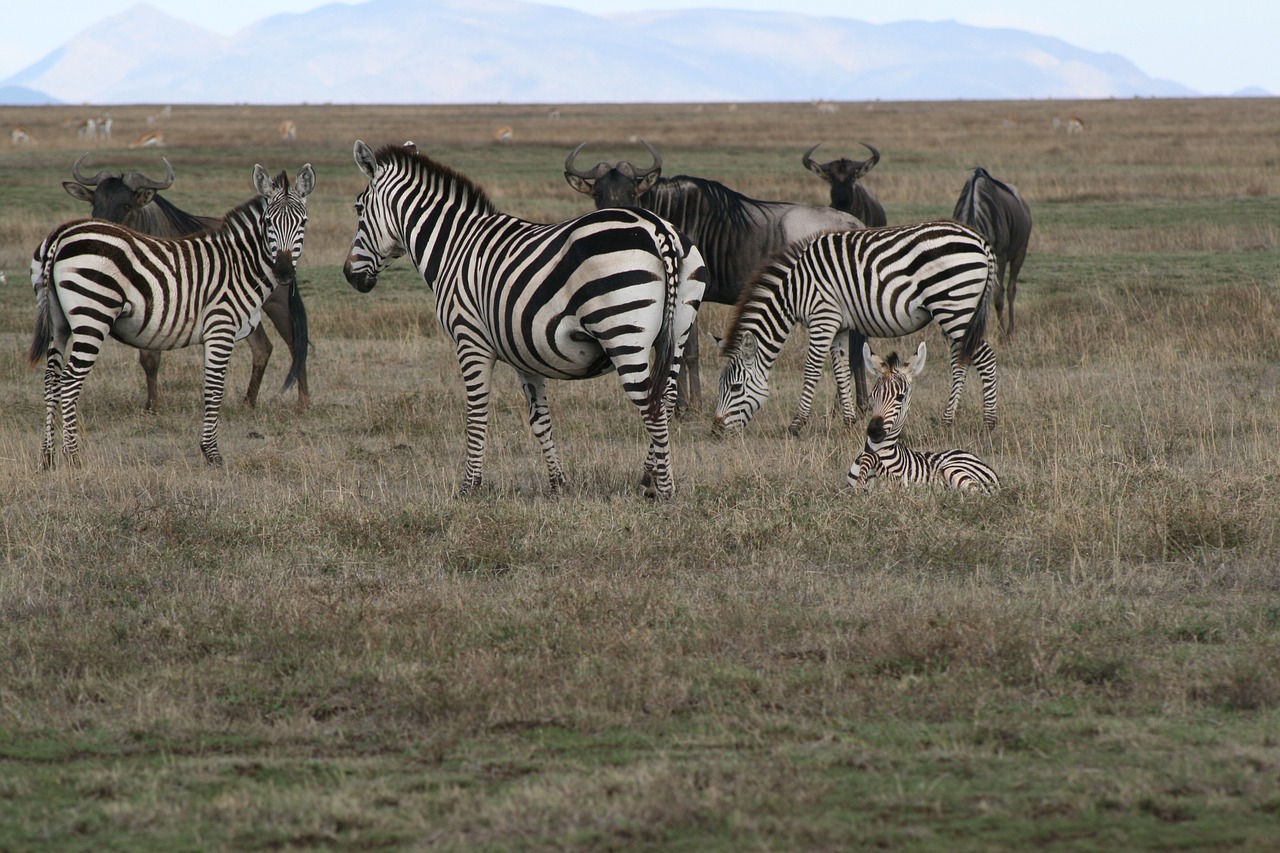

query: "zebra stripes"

left=847, top=342, right=999, bottom=493
left=343, top=141, right=706, bottom=498
left=713, top=220, right=998, bottom=436
left=29, top=164, right=313, bottom=468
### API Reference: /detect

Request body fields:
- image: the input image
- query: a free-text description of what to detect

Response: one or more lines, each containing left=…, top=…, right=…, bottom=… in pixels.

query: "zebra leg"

left=612, top=353, right=674, bottom=499
left=517, top=371, right=566, bottom=494
left=41, top=349, right=64, bottom=469
left=972, top=340, right=999, bottom=429
left=789, top=320, right=838, bottom=436
left=829, top=330, right=859, bottom=428
left=200, top=335, right=235, bottom=466
left=138, top=350, right=162, bottom=414
left=57, top=336, right=107, bottom=469
left=943, top=342, right=969, bottom=429
left=457, top=346, right=496, bottom=496
left=240, top=325, right=272, bottom=408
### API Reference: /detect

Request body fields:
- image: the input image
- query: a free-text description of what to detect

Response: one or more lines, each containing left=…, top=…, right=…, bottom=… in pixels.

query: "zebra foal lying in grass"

left=847, top=341, right=999, bottom=493
left=30, top=164, right=313, bottom=468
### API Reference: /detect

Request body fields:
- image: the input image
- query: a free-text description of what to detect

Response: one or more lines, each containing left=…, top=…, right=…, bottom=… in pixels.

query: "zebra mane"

left=206, top=194, right=267, bottom=237
left=374, top=143, right=498, bottom=215
left=719, top=241, right=804, bottom=357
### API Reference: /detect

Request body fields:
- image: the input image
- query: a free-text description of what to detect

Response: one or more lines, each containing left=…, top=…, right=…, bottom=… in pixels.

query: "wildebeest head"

left=62, top=153, right=176, bottom=224
left=803, top=142, right=883, bottom=221
left=564, top=141, right=663, bottom=209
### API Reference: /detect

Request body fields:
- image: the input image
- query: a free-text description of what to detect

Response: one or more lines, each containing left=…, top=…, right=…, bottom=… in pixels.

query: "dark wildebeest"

left=951, top=166, right=1032, bottom=338
left=565, top=141, right=867, bottom=417
left=62, top=153, right=310, bottom=411
left=802, top=142, right=888, bottom=228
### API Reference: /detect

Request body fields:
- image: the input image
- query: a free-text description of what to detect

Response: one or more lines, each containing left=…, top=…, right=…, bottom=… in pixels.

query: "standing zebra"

left=848, top=342, right=999, bottom=493
left=713, top=220, right=998, bottom=435
left=344, top=141, right=706, bottom=499
left=952, top=167, right=1032, bottom=339
left=30, top=164, right=313, bottom=468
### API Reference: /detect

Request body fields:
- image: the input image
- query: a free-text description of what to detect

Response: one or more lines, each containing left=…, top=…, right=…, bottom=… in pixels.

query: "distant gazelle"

left=279, top=120, right=297, bottom=141
left=129, top=131, right=165, bottom=149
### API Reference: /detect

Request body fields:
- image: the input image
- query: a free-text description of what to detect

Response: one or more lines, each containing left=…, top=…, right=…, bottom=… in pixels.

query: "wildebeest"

left=802, top=142, right=888, bottom=227
left=951, top=166, right=1032, bottom=338
left=565, top=141, right=867, bottom=414
left=62, top=153, right=310, bottom=410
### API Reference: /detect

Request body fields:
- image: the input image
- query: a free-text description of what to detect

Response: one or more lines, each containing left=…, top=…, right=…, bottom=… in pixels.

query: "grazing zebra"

left=847, top=342, right=999, bottom=493
left=952, top=167, right=1032, bottom=339
left=29, top=164, right=314, bottom=469
left=565, top=141, right=864, bottom=412
left=713, top=220, right=998, bottom=436
left=344, top=141, right=706, bottom=498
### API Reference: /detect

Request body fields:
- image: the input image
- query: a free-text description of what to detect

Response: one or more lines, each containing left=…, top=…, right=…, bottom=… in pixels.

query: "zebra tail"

left=957, top=246, right=996, bottom=364
left=27, top=238, right=55, bottom=367
left=647, top=226, right=683, bottom=421
left=279, top=278, right=310, bottom=394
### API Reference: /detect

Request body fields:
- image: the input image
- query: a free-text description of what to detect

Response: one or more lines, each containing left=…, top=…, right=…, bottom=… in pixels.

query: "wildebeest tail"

left=647, top=223, right=683, bottom=421
left=957, top=243, right=995, bottom=364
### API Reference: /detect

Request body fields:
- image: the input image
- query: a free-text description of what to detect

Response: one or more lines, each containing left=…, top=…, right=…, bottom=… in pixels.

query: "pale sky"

left=2, top=1, right=1274, bottom=96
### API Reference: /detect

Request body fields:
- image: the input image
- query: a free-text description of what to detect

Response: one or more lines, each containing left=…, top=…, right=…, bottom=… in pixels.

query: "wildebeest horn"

left=802, top=143, right=825, bottom=174
left=636, top=139, right=662, bottom=178
left=564, top=142, right=596, bottom=179
left=860, top=142, right=881, bottom=170
left=71, top=152, right=114, bottom=187
left=123, top=157, right=175, bottom=191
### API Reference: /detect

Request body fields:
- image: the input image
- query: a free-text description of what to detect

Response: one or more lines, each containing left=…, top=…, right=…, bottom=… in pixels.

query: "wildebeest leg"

left=517, top=370, right=566, bottom=494
left=1006, top=246, right=1027, bottom=339
left=241, top=325, right=272, bottom=408
left=138, top=350, right=161, bottom=414
left=676, top=322, right=703, bottom=413
left=258, top=285, right=309, bottom=408
left=847, top=328, right=869, bottom=414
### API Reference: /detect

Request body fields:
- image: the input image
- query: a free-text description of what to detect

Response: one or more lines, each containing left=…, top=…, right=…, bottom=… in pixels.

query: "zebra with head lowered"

left=564, top=141, right=867, bottom=415
left=952, top=167, right=1031, bottom=339
left=713, top=220, right=998, bottom=436
left=30, top=164, right=314, bottom=468
left=802, top=142, right=888, bottom=227
left=62, top=153, right=311, bottom=410
left=345, top=141, right=706, bottom=499
left=847, top=342, right=999, bottom=493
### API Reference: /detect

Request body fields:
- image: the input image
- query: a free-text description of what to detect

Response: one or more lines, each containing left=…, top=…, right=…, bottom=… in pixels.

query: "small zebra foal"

left=847, top=342, right=999, bottom=493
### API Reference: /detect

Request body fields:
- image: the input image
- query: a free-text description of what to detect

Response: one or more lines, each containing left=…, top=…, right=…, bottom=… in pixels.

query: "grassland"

left=0, top=97, right=1279, bottom=851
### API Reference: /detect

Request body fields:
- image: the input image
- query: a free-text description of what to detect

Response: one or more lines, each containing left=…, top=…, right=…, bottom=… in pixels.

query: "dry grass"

left=1, top=98, right=1279, bottom=850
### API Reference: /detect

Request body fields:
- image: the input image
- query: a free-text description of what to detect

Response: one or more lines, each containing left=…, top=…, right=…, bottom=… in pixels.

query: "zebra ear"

left=294, top=163, right=316, bottom=198
left=863, top=342, right=884, bottom=376
left=252, top=164, right=273, bottom=197
left=354, top=140, right=378, bottom=179
left=906, top=341, right=927, bottom=377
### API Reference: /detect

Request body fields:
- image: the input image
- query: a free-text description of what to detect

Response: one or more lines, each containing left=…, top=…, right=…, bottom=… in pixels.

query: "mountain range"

left=2, top=0, right=1206, bottom=105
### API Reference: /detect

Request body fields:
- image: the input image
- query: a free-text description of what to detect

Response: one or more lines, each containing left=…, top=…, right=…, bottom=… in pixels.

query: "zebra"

left=712, top=220, right=998, bottom=436
left=344, top=141, right=706, bottom=499
left=952, top=167, right=1032, bottom=339
left=564, top=141, right=865, bottom=413
left=29, top=163, right=314, bottom=469
left=847, top=342, right=999, bottom=493
left=63, top=153, right=311, bottom=411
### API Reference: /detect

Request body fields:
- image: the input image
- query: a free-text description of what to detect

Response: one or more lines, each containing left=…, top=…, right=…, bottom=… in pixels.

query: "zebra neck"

left=399, top=182, right=502, bottom=289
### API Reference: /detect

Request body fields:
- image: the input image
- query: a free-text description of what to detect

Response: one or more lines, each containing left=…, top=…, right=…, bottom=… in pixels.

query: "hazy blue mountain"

left=1, top=0, right=1203, bottom=105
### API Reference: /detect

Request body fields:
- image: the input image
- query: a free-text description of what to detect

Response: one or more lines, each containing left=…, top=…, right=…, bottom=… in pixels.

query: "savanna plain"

left=1, top=98, right=1279, bottom=851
